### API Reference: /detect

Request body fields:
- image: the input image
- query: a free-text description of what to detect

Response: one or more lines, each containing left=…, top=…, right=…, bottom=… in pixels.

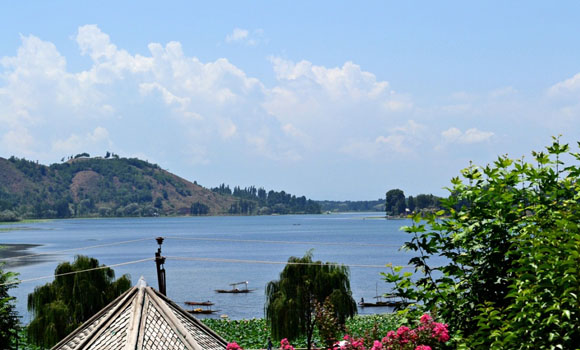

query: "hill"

left=0, top=156, right=236, bottom=219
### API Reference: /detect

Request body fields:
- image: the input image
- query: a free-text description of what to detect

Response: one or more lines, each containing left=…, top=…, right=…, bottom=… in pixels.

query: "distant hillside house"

left=51, top=277, right=227, bottom=350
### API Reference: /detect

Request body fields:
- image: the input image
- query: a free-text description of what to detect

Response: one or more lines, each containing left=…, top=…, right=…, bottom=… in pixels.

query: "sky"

left=1, top=1, right=580, bottom=200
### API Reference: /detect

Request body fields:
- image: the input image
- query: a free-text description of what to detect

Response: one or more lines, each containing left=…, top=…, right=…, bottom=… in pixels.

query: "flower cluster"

left=381, top=314, right=448, bottom=350
left=280, top=338, right=295, bottom=350
left=227, top=342, right=242, bottom=350
left=335, top=335, right=366, bottom=350
left=337, top=314, right=449, bottom=350
left=417, top=314, right=449, bottom=343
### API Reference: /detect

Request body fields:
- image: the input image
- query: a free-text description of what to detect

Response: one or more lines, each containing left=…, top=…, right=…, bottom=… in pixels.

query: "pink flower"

left=432, top=323, right=450, bottom=342
left=386, top=331, right=396, bottom=340
left=227, top=342, right=242, bottom=350
left=419, top=314, right=432, bottom=324
left=370, top=340, right=383, bottom=350
left=415, top=346, right=432, bottom=350
left=279, top=338, right=295, bottom=350
left=396, top=326, right=410, bottom=337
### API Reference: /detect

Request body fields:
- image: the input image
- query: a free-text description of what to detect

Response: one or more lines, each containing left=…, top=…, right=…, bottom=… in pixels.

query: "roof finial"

left=137, top=276, right=147, bottom=289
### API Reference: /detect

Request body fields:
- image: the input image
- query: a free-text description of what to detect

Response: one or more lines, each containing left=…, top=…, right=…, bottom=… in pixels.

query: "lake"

left=0, top=213, right=435, bottom=323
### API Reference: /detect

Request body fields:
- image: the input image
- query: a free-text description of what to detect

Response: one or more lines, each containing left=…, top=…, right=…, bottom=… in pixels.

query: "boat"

left=215, top=281, right=255, bottom=293
left=358, top=283, right=409, bottom=308
left=184, top=300, right=219, bottom=314
left=358, top=295, right=407, bottom=307
left=187, top=307, right=219, bottom=314
left=185, top=300, right=214, bottom=306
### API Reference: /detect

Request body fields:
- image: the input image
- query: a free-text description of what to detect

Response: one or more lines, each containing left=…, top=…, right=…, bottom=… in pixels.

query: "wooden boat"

left=185, top=300, right=219, bottom=314
left=215, top=281, right=255, bottom=293
left=359, top=283, right=409, bottom=308
left=359, top=299, right=403, bottom=307
left=358, top=295, right=410, bottom=308
left=185, top=301, right=214, bottom=306
left=187, top=307, right=219, bottom=314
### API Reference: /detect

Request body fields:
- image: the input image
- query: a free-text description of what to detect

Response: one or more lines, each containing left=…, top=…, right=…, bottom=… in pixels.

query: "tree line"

left=211, top=184, right=321, bottom=215
left=317, top=199, right=385, bottom=212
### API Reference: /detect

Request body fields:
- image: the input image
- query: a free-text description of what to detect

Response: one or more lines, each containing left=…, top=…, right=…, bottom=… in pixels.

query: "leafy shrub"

left=384, top=137, right=580, bottom=349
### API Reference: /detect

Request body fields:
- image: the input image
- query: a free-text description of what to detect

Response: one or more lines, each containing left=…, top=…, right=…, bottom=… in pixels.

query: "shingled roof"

left=52, top=277, right=228, bottom=350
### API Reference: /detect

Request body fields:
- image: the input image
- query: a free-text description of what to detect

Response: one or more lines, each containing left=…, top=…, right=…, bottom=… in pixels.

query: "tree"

left=190, top=202, right=209, bottom=215
left=385, top=189, right=405, bottom=215
left=265, top=251, right=357, bottom=350
left=414, top=194, right=433, bottom=209
left=27, top=255, right=131, bottom=348
left=384, top=137, right=580, bottom=349
left=0, top=266, right=19, bottom=349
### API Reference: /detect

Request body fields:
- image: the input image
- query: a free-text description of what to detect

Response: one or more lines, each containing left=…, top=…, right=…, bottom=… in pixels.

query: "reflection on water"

left=1, top=214, right=441, bottom=323
left=0, top=243, right=54, bottom=268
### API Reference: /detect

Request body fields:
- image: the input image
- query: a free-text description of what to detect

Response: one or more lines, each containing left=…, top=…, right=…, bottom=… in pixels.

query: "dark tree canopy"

left=385, top=189, right=406, bottom=215
left=27, top=255, right=131, bottom=348
left=0, top=266, right=19, bottom=349
left=265, top=251, right=357, bottom=350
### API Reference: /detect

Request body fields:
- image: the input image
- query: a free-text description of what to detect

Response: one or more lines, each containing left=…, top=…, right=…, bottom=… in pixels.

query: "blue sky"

left=1, top=1, right=579, bottom=200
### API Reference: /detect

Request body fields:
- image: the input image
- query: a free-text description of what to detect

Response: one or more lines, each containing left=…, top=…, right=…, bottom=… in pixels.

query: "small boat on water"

left=215, top=281, right=255, bottom=293
left=358, top=294, right=408, bottom=307
left=184, top=300, right=219, bottom=314
left=359, top=283, right=409, bottom=309
left=187, top=307, right=219, bottom=314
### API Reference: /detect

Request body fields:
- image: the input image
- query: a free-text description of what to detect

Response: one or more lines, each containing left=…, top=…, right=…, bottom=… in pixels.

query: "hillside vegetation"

left=0, top=155, right=323, bottom=220
left=0, top=156, right=238, bottom=219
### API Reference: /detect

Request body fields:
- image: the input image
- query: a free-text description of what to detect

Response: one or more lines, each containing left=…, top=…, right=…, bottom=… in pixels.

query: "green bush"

left=384, top=137, right=580, bottom=349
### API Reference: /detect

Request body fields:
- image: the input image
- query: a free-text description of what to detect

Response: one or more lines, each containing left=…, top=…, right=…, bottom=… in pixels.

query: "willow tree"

left=27, top=255, right=131, bottom=348
left=265, top=251, right=357, bottom=350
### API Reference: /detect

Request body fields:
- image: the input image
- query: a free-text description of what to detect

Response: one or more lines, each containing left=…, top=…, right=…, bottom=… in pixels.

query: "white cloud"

left=263, top=57, right=411, bottom=155
left=2, top=26, right=421, bottom=167
left=341, top=120, right=427, bottom=159
left=226, top=28, right=249, bottom=42
left=268, top=58, right=390, bottom=101
left=441, top=127, right=494, bottom=144
left=225, top=28, right=263, bottom=46
left=547, top=73, right=580, bottom=97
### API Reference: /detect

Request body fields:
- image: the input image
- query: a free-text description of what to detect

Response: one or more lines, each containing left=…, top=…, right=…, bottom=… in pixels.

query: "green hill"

left=0, top=156, right=236, bottom=219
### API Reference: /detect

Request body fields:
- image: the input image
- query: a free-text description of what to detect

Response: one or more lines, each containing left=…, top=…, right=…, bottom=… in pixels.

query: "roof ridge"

left=51, top=279, right=227, bottom=350
left=51, top=285, right=137, bottom=350
left=153, top=289, right=228, bottom=347
left=143, top=287, right=202, bottom=350
left=124, top=280, right=147, bottom=350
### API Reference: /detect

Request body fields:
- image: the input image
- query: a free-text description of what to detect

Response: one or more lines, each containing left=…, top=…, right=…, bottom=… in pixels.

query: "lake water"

left=1, top=213, right=436, bottom=323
